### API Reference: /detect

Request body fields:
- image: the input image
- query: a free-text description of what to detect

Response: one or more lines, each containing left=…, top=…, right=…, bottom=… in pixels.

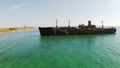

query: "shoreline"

left=0, top=26, right=35, bottom=34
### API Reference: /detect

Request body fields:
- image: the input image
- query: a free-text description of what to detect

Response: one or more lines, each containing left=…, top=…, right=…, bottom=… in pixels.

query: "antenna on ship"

left=101, top=21, right=104, bottom=29
left=68, top=20, right=70, bottom=28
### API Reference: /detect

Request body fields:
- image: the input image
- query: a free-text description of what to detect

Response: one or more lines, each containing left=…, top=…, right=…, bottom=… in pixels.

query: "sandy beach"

left=0, top=26, right=34, bottom=34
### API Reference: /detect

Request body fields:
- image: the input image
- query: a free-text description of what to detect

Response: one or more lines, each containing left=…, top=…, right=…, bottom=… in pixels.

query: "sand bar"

left=0, top=26, right=34, bottom=34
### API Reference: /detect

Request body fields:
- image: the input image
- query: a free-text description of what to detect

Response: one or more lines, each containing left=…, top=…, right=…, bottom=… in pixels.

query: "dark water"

left=0, top=28, right=120, bottom=68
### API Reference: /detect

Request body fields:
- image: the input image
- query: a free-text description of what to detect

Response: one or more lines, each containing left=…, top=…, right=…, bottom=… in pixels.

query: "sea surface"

left=0, top=27, right=120, bottom=68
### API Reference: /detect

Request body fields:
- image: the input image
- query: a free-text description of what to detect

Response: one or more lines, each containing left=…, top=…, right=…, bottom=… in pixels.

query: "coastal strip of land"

left=0, top=26, right=34, bottom=33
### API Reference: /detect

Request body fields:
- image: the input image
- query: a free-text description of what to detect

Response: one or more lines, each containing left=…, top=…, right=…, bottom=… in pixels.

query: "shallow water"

left=0, top=28, right=120, bottom=68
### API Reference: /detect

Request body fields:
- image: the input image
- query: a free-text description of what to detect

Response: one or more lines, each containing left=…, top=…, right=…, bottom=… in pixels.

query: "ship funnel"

left=88, top=20, right=91, bottom=26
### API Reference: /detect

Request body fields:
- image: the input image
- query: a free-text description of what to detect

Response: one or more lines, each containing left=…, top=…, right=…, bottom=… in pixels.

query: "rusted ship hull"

left=39, top=20, right=116, bottom=36
left=39, top=27, right=116, bottom=36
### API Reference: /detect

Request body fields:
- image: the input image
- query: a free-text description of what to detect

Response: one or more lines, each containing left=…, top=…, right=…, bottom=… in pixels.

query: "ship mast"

left=101, top=21, right=104, bottom=29
left=68, top=20, right=70, bottom=28
left=55, top=19, right=58, bottom=35
left=56, top=19, right=58, bottom=28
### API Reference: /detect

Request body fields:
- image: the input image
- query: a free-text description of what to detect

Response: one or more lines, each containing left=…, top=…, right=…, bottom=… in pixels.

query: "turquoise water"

left=0, top=28, right=120, bottom=68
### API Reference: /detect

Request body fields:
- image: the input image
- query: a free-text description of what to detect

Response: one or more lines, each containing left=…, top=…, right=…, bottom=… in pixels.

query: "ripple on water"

left=0, top=28, right=120, bottom=68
